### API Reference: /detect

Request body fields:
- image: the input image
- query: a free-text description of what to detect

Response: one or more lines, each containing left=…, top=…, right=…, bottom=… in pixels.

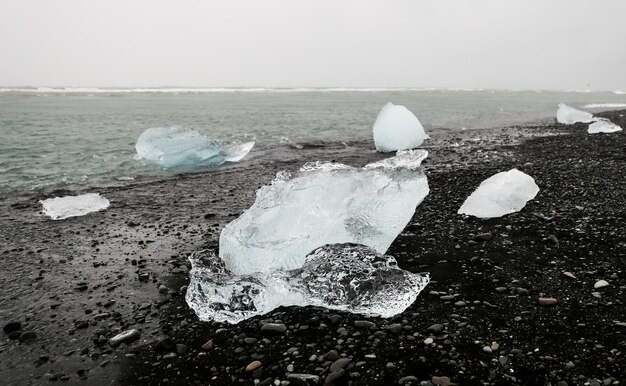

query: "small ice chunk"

left=135, top=127, right=254, bottom=168
left=41, top=193, right=110, bottom=220
left=186, top=243, right=430, bottom=324
left=373, top=103, right=426, bottom=152
left=556, top=103, right=594, bottom=124
left=220, top=149, right=429, bottom=275
left=587, top=118, right=622, bottom=134
left=458, top=169, right=539, bottom=218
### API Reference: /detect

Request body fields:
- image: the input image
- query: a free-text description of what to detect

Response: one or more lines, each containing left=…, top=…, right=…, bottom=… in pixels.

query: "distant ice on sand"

left=41, top=193, right=110, bottom=220
left=459, top=169, right=539, bottom=218
left=373, top=103, right=426, bottom=152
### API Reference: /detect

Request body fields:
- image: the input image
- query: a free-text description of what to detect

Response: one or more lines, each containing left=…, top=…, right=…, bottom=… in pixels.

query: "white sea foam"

left=40, top=193, right=110, bottom=220
left=583, top=103, right=626, bottom=109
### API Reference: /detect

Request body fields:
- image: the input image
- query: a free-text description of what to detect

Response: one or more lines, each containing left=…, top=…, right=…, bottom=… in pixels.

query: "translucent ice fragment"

left=587, top=118, right=622, bottom=134
left=556, top=103, right=594, bottom=124
left=186, top=243, right=430, bottom=324
left=40, top=193, right=110, bottom=220
left=458, top=169, right=539, bottom=218
left=373, top=103, right=426, bottom=152
left=135, top=127, right=254, bottom=168
left=220, top=149, right=429, bottom=275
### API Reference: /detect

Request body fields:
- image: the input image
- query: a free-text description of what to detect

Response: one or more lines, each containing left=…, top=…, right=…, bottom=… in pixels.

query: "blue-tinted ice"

left=135, top=127, right=254, bottom=168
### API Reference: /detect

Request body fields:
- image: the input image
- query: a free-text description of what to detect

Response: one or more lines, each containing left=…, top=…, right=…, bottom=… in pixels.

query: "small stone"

left=483, top=346, right=492, bottom=353
left=387, top=324, right=402, bottom=334
left=330, top=358, right=351, bottom=372
left=325, top=369, right=345, bottom=385
left=538, top=297, right=557, bottom=306
left=499, top=356, right=508, bottom=365
left=398, top=375, right=419, bottom=385
left=594, top=280, right=609, bottom=289
left=154, top=338, right=176, bottom=353
left=158, top=285, right=169, bottom=294
left=565, top=361, right=575, bottom=369
left=261, top=323, right=287, bottom=335
left=432, top=376, right=456, bottom=386
left=176, top=344, right=188, bottom=355
left=354, top=320, right=375, bottom=329
left=287, top=364, right=294, bottom=372
left=324, top=349, right=340, bottom=361
left=162, top=352, right=177, bottom=359
left=454, top=301, right=466, bottom=307
left=474, top=233, right=493, bottom=241
left=286, top=373, right=320, bottom=384
left=201, top=339, right=214, bottom=350
left=245, top=360, right=262, bottom=372
left=427, top=324, right=444, bottom=334
left=424, top=337, right=434, bottom=345
left=109, top=329, right=140, bottom=347
left=563, top=271, right=576, bottom=280
left=546, top=235, right=559, bottom=244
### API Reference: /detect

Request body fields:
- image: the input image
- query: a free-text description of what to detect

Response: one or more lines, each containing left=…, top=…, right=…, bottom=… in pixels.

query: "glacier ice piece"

left=458, top=169, right=539, bottom=218
left=41, top=193, right=110, bottom=220
left=373, top=103, right=426, bottom=152
left=587, top=118, right=622, bottom=134
left=135, top=127, right=254, bottom=168
left=186, top=243, right=430, bottom=324
left=556, top=103, right=594, bottom=124
left=220, top=149, right=429, bottom=275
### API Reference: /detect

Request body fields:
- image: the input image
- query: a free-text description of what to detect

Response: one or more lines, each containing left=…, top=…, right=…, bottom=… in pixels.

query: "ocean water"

left=1, top=88, right=625, bottom=196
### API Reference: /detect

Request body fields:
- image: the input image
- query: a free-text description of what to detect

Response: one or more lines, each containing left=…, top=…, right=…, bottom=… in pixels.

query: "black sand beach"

left=1, top=111, right=624, bottom=385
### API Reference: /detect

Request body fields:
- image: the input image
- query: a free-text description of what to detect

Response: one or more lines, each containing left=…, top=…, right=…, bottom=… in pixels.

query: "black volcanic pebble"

left=3, top=321, right=22, bottom=335
left=261, top=323, right=287, bottom=335
left=427, top=324, right=445, bottom=335
left=154, top=338, right=176, bottom=353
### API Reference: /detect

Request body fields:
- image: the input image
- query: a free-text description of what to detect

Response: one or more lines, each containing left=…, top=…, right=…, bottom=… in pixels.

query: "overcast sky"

left=1, top=0, right=625, bottom=90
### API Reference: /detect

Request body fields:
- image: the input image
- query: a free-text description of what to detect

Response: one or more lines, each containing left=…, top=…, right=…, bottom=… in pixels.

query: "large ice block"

left=587, top=118, right=623, bottom=134
left=556, top=103, right=594, bottom=124
left=135, top=127, right=254, bottom=168
left=186, top=243, right=430, bottom=324
left=458, top=169, right=539, bottom=218
left=41, top=193, right=110, bottom=220
left=219, top=149, right=430, bottom=275
left=373, top=103, right=426, bottom=152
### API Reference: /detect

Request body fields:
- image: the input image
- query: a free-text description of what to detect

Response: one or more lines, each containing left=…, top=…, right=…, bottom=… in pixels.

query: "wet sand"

left=0, top=111, right=624, bottom=385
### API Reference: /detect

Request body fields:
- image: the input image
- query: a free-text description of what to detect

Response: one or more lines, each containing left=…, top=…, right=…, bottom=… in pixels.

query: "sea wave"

left=0, top=87, right=442, bottom=94
left=583, top=103, right=626, bottom=109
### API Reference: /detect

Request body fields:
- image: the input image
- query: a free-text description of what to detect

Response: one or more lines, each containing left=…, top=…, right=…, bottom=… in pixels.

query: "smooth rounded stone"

left=245, top=337, right=258, bottom=345
left=387, top=324, right=403, bottom=334
left=19, top=331, right=37, bottom=343
left=328, top=315, right=342, bottom=325
left=538, top=297, right=558, bottom=306
left=213, top=328, right=229, bottom=344
left=546, top=234, right=559, bottom=244
left=245, top=360, right=262, bottom=372
left=109, top=329, right=140, bottom=347
left=201, top=339, right=214, bottom=350
left=454, top=301, right=466, bottom=307
left=432, top=376, right=454, bottom=386
left=515, top=288, right=529, bottom=296
left=3, top=321, right=22, bottom=335
left=330, top=358, right=352, bottom=372
left=439, top=295, right=455, bottom=301
left=427, top=324, right=444, bottom=334
left=513, top=316, right=522, bottom=322
left=162, top=352, right=177, bottom=359
left=563, top=271, right=577, bottom=280
left=325, top=369, right=345, bottom=384
left=336, top=327, right=348, bottom=336
left=261, top=323, right=287, bottom=335
left=565, top=361, right=575, bottom=369
left=594, top=280, right=609, bottom=289
left=398, top=375, right=419, bottom=385
left=287, top=364, right=294, bottom=372
left=154, top=338, right=176, bottom=353
left=423, top=337, right=434, bottom=345
left=286, top=373, right=320, bottom=385
left=176, top=344, right=188, bottom=355
left=473, top=232, right=493, bottom=241
left=354, top=320, right=376, bottom=330
left=324, top=350, right=341, bottom=361
left=498, top=356, right=509, bottom=365
left=483, top=346, right=493, bottom=353
left=495, top=287, right=508, bottom=293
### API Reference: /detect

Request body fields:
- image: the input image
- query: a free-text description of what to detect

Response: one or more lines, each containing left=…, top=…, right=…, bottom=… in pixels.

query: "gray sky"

left=1, top=0, right=625, bottom=90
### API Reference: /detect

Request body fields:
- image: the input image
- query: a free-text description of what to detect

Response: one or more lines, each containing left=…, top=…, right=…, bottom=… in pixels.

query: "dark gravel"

left=0, top=111, right=624, bottom=385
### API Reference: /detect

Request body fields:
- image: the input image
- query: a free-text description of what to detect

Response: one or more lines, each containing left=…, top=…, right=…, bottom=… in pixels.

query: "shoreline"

left=1, top=111, right=624, bottom=385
